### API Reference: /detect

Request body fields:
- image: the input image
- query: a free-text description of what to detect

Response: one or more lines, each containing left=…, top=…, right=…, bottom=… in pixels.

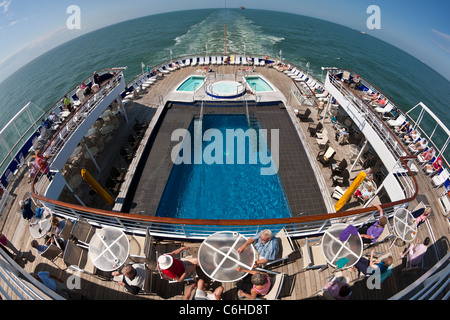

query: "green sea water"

left=0, top=8, right=449, bottom=141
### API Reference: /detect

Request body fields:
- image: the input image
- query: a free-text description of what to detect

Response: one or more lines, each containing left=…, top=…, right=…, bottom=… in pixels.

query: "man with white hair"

left=237, top=229, right=279, bottom=267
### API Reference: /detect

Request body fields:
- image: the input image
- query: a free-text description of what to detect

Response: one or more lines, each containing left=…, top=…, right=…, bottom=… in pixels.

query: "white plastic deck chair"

left=218, top=56, right=223, bottom=64
left=198, top=57, right=205, bottom=66
left=375, top=102, right=393, bottom=114
left=387, top=114, right=406, bottom=127
left=289, top=70, right=301, bottom=78
left=165, top=64, right=175, bottom=72
left=259, top=58, right=265, bottom=67
left=211, top=56, right=217, bottom=65
left=158, top=67, right=169, bottom=74
left=235, top=56, right=241, bottom=65
left=230, top=55, right=236, bottom=65
left=204, top=56, right=210, bottom=65
left=184, top=58, right=191, bottom=67
left=286, top=67, right=298, bottom=76
left=432, top=168, right=449, bottom=188
left=242, top=56, right=248, bottom=65
left=191, top=57, right=198, bottom=66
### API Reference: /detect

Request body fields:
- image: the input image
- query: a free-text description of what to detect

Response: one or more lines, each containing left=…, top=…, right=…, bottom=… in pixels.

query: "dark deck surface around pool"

left=125, top=101, right=327, bottom=217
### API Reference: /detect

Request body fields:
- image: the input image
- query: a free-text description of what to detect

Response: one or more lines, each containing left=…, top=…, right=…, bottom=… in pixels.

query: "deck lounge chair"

left=158, top=67, right=169, bottom=74
left=235, top=56, right=241, bottom=65
left=375, top=102, right=393, bottom=114
left=301, top=238, right=327, bottom=270
left=262, top=272, right=285, bottom=300
left=387, top=114, right=406, bottom=127
left=317, top=147, right=336, bottom=167
left=217, top=56, right=223, bottom=64
left=191, top=57, right=198, bottom=66
left=211, top=56, right=217, bottom=64
left=41, top=243, right=63, bottom=265
left=438, top=189, right=450, bottom=216
left=184, top=58, right=191, bottom=67
left=307, top=122, right=323, bottom=137
left=230, top=55, right=236, bottom=65
left=265, top=228, right=296, bottom=267
left=199, top=57, right=205, bottom=66
left=128, top=228, right=153, bottom=264
left=296, top=108, right=311, bottom=122
left=165, top=64, right=175, bottom=72
left=286, top=68, right=298, bottom=76
left=331, top=158, right=348, bottom=176
left=342, top=71, right=351, bottom=83
left=242, top=56, right=248, bottom=65
left=204, top=56, right=210, bottom=65
left=70, top=217, right=95, bottom=246
left=432, top=168, right=449, bottom=188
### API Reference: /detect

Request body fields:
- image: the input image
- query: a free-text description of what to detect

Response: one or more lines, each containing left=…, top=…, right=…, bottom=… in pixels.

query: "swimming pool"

left=245, top=76, right=274, bottom=92
left=155, top=114, right=292, bottom=220
left=176, top=76, right=206, bottom=92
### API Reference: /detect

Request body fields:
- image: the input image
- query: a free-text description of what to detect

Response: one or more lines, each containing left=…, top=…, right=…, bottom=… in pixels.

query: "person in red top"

left=158, top=246, right=198, bottom=282
left=34, top=150, right=50, bottom=174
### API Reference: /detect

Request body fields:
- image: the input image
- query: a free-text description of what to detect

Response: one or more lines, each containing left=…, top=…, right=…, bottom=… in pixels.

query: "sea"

left=1, top=8, right=450, bottom=162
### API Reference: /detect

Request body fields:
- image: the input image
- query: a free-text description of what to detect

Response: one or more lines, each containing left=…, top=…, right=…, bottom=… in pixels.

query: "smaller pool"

left=177, top=76, right=206, bottom=92
left=206, top=81, right=246, bottom=99
left=245, top=76, right=274, bottom=92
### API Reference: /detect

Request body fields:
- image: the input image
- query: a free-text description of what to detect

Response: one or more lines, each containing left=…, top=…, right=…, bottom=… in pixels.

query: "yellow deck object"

left=334, top=171, right=366, bottom=212
left=81, top=169, right=115, bottom=205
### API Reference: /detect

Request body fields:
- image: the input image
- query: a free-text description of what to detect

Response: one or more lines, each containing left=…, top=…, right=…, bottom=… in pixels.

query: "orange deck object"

left=81, top=169, right=115, bottom=205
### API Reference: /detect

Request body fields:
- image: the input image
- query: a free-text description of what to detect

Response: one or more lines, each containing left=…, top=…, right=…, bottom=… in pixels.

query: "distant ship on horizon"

left=360, top=31, right=366, bottom=35
left=240, top=6, right=245, bottom=10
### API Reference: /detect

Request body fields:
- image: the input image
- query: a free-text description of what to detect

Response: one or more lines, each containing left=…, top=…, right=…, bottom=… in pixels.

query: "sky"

left=0, top=0, right=449, bottom=82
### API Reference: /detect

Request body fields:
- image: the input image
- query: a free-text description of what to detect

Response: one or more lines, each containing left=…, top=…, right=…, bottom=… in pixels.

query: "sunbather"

left=418, top=147, right=435, bottom=162
left=395, top=121, right=410, bottom=134
left=403, top=129, right=420, bottom=143
left=424, top=157, right=443, bottom=175
left=410, top=139, right=428, bottom=152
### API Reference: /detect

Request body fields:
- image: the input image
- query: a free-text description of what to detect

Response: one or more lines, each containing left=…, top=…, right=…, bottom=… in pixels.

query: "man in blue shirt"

left=237, top=229, right=280, bottom=267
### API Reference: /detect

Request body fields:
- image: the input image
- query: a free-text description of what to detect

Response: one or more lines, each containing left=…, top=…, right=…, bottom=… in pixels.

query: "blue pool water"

left=177, top=76, right=205, bottom=91
left=246, top=76, right=274, bottom=92
left=155, top=114, right=292, bottom=220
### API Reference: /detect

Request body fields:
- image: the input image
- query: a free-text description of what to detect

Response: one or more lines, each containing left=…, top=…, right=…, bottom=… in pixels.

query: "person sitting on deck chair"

left=352, top=249, right=393, bottom=281
left=400, top=237, right=430, bottom=270
left=158, top=246, right=198, bottom=282
left=19, top=197, right=45, bottom=222
left=237, top=229, right=280, bottom=267
left=358, top=204, right=387, bottom=244
left=235, top=267, right=271, bottom=300
left=112, top=264, right=145, bottom=295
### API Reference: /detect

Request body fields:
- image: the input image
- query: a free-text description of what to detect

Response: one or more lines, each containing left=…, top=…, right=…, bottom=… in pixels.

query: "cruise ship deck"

left=0, top=62, right=448, bottom=301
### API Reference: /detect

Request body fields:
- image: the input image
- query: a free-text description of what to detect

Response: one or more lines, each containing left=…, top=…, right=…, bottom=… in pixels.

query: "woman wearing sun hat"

left=158, top=246, right=198, bottom=282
